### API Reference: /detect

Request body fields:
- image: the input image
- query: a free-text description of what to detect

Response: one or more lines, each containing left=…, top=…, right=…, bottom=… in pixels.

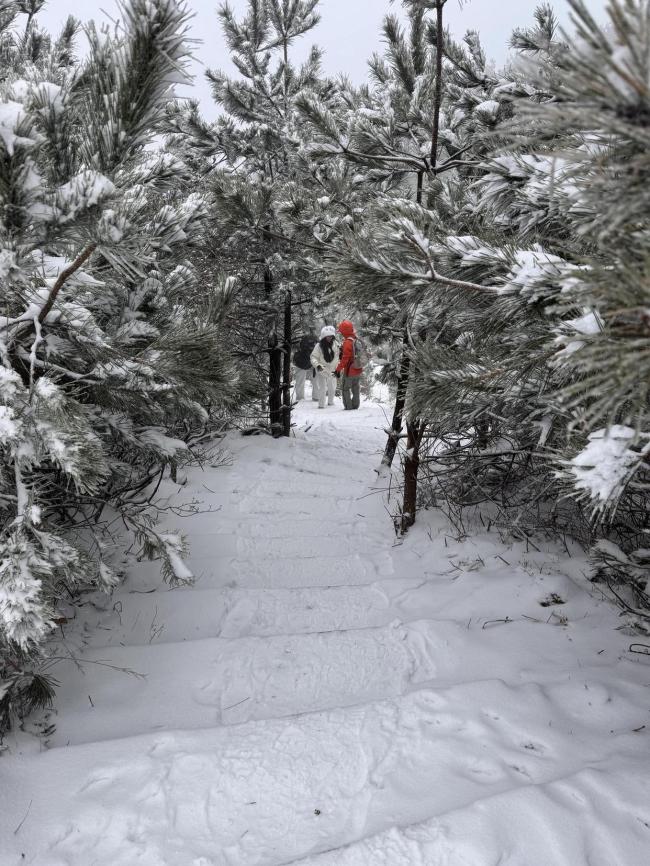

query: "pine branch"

left=37, top=243, right=97, bottom=325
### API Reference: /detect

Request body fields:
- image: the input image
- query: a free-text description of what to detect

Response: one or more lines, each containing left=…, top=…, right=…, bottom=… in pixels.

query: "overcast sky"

left=39, top=0, right=609, bottom=120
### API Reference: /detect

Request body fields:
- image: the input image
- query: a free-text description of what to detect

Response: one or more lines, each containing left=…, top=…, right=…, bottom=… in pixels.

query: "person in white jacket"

left=310, top=325, right=338, bottom=408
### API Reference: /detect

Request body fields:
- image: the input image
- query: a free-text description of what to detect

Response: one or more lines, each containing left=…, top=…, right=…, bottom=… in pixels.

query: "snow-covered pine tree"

left=382, top=6, right=575, bottom=533
left=297, top=3, right=437, bottom=432
left=297, top=0, right=503, bottom=530
left=165, top=0, right=333, bottom=436
left=399, top=0, right=650, bottom=607
left=502, top=0, right=650, bottom=618
left=402, top=0, right=650, bottom=619
left=305, top=0, right=650, bottom=620
left=0, top=0, right=240, bottom=730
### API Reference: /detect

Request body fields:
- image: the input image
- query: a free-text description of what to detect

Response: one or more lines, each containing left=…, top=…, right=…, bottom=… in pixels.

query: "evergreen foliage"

left=0, top=0, right=241, bottom=730
left=294, top=0, right=650, bottom=619
left=164, top=0, right=349, bottom=416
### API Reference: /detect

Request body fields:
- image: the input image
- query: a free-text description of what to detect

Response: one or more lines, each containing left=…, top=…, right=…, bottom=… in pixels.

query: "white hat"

left=320, top=325, right=336, bottom=338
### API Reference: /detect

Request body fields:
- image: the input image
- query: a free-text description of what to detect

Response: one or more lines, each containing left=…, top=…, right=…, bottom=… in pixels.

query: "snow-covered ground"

left=2, top=393, right=650, bottom=865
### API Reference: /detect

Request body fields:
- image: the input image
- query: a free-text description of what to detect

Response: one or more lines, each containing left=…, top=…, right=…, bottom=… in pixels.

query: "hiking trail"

left=2, top=400, right=649, bottom=866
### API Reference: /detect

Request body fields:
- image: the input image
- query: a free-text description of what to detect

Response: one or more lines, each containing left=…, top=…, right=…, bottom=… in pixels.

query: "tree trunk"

left=268, top=330, right=283, bottom=438
left=261, top=227, right=283, bottom=436
left=382, top=328, right=411, bottom=467
left=382, top=166, right=424, bottom=469
left=430, top=0, right=444, bottom=169
left=401, top=420, right=425, bottom=533
left=397, top=0, right=445, bottom=530
left=262, top=223, right=273, bottom=298
left=282, top=290, right=292, bottom=437
left=263, top=266, right=273, bottom=297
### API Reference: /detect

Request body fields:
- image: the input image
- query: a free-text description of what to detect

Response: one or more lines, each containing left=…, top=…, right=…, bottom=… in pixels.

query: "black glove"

left=317, top=365, right=323, bottom=372
left=334, top=370, right=340, bottom=379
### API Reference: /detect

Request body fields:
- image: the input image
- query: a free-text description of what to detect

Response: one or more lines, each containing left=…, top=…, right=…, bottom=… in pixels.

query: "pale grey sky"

left=39, top=0, right=609, bottom=120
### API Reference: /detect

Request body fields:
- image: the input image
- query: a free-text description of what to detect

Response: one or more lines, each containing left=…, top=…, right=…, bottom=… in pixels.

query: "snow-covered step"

left=270, top=437, right=377, bottom=457
left=84, top=580, right=426, bottom=648
left=204, top=515, right=388, bottom=541
left=120, top=546, right=395, bottom=594
left=247, top=459, right=365, bottom=483
left=238, top=494, right=355, bottom=516
left=229, top=481, right=349, bottom=505
left=83, top=586, right=231, bottom=647
left=82, top=583, right=617, bottom=693
left=178, top=533, right=387, bottom=562
left=153, top=513, right=360, bottom=541
left=47, top=623, right=437, bottom=745
left=8, top=681, right=645, bottom=866
left=227, top=551, right=394, bottom=588
left=216, top=581, right=415, bottom=638
left=299, top=441, right=379, bottom=460
left=250, top=477, right=349, bottom=497
left=294, top=758, right=650, bottom=866
left=274, top=466, right=378, bottom=486
left=131, top=550, right=394, bottom=592
left=235, top=533, right=390, bottom=559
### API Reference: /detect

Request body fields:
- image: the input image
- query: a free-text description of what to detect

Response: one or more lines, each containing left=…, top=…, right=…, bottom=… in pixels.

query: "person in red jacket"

left=335, top=320, right=362, bottom=410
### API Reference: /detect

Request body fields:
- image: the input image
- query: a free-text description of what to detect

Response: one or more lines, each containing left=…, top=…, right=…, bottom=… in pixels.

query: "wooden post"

left=282, top=290, right=292, bottom=437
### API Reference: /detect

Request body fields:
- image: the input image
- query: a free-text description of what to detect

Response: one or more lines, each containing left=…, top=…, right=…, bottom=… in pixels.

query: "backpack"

left=293, top=336, right=315, bottom=370
left=351, top=336, right=371, bottom=370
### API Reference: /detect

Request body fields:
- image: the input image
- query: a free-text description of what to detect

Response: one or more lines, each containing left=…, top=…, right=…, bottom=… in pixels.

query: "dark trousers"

left=341, top=374, right=360, bottom=409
